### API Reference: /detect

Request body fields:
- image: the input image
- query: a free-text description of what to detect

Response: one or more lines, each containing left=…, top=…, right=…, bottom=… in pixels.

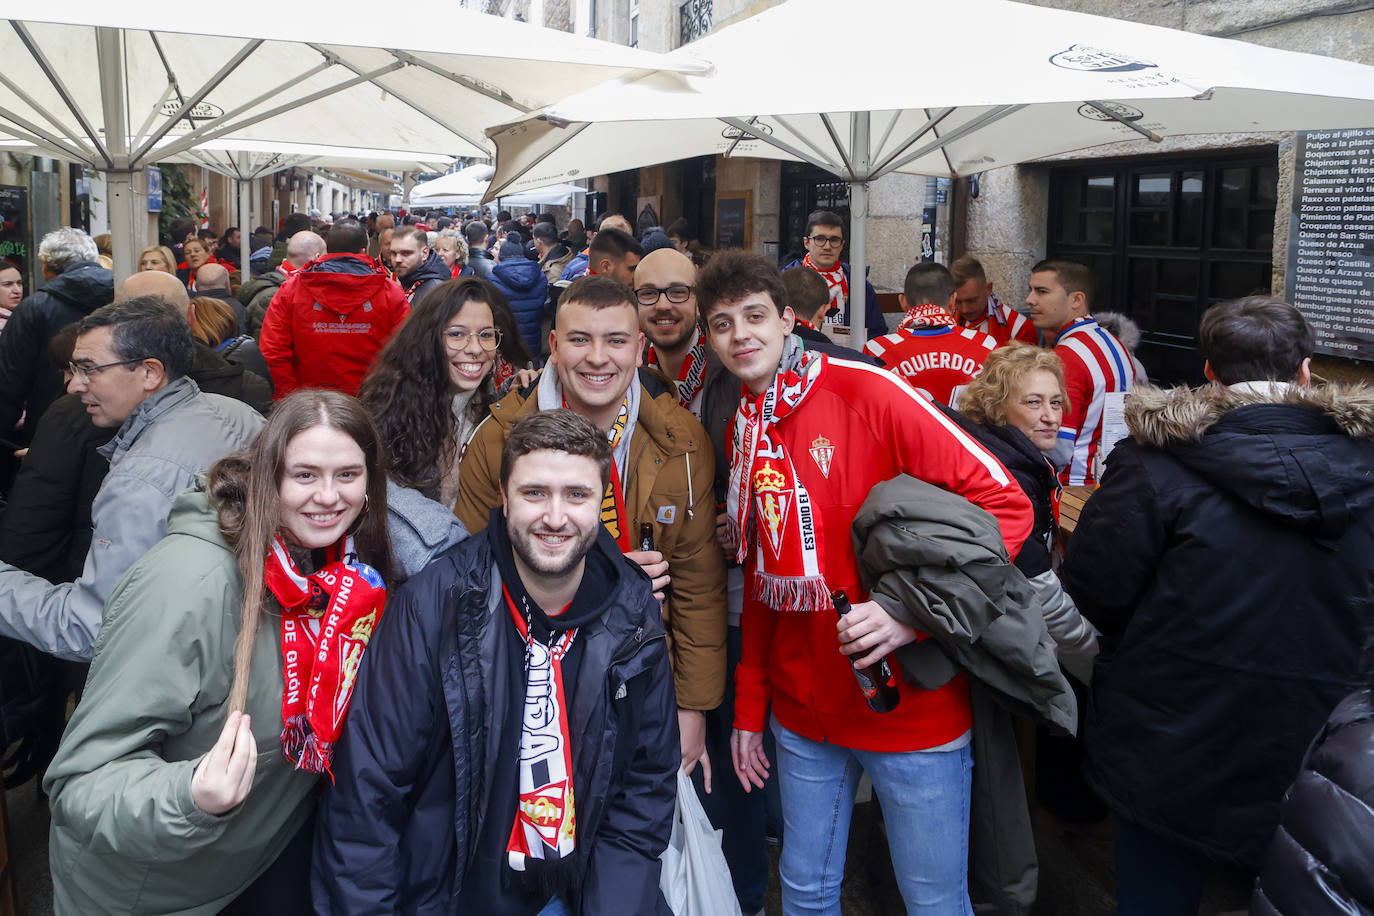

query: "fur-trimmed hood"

left=1122, top=382, right=1374, bottom=536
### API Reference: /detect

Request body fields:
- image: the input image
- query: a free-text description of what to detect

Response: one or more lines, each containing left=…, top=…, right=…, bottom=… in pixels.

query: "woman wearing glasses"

left=360, top=278, right=532, bottom=509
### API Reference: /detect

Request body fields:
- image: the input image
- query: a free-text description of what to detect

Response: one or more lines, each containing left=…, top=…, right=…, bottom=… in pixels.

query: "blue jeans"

left=772, top=719, right=974, bottom=916
left=536, top=896, right=568, bottom=916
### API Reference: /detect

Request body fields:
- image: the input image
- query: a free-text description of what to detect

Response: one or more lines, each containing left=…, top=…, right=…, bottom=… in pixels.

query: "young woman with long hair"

left=44, top=390, right=393, bottom=915
left=360, top=277, right=532, bottom=507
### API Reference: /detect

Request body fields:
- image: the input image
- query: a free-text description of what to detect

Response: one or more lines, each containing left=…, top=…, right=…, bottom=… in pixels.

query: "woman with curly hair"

left=360, top=277, right=532, bottom=508
left=955, top=342, right=1099, bottom=682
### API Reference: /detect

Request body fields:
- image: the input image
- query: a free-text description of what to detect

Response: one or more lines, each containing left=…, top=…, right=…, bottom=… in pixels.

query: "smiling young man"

left=0, top=296, right=263, bottom=660
left=696, top=250, right=1032, bottom=915
left=1025, top=259, right=1133, bottom=485
left=316, top=410, right=679, bottom=914
left=457, top=274, right=727, bottom=780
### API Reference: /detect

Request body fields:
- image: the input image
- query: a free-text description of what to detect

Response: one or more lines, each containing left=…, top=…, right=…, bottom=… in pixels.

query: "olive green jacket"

left=44, top=487, right=317, bottom=915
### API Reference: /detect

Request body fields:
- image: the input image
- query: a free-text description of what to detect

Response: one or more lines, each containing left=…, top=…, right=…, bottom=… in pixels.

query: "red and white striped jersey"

left=958, top=294, right=1039, bottom=348
left=864, top=326, right=998, bottom=406
left=1054, top=316, right=1134, bottom=486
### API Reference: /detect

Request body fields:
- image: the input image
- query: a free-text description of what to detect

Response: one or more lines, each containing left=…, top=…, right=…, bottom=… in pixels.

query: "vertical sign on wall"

left=0, top=185, right=28, bottom=280
left=1285, top=128, right=1374, bottom=361
left=920, top=206, right=937, bottom=262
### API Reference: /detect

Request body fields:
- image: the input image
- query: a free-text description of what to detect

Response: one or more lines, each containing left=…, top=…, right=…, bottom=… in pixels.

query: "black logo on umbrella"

left=721, top=123, right=774, bottom=140
left=1077, top=102, right=1145, bottom=122
left=1051, top=45, right=1156, bottom=73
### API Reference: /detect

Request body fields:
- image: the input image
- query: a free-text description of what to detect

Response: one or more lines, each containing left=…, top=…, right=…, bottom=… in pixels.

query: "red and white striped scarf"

left=897, top=302, right=957, bottom=332
left=803, top=253, right=848, bottom=318
left=728, top=339, right=830, bottom=612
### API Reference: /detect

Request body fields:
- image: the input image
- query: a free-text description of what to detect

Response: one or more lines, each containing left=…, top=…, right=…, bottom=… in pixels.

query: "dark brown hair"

left=499, top=409, right=612, bottom=494
left=207, top=390, right=393, bottom=712
left=1199, top=295, right=1313, bottom=384
left=696, top=250, right=788, bottom=320
left=360, top=278, right=530, bottom=498
left=1031, top=259, right=1095, bottom=305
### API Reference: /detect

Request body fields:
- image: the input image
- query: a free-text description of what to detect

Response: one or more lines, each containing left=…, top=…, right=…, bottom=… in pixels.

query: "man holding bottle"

left=695, top=251, right=1032, bottom=915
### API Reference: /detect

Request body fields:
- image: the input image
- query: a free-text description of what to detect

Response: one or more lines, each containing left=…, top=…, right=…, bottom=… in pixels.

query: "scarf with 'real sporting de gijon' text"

left=264, top=534, right=386, bottom=777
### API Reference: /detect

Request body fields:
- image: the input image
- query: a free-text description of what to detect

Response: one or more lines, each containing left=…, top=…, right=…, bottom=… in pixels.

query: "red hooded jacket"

left=259, top=253, right=410, bottom=397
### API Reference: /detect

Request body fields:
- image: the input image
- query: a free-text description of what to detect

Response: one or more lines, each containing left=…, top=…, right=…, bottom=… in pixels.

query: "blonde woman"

left=956, top=342, right=1099, bottom=681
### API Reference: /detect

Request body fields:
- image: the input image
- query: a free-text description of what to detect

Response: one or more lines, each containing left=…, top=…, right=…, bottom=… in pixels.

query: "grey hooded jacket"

left=0, top=376, right=264, bottom=660
left=851, top=474, right=1077, bottom=916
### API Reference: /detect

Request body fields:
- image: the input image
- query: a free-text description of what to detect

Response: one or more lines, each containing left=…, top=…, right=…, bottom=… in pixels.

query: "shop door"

left=1047, top=151, right=1277, bottom=386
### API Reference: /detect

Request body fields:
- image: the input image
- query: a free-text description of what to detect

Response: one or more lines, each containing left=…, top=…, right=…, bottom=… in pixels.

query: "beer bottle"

left=639, top=523, right=655, bottom=552
left=832, top=589, right=901, bottom=714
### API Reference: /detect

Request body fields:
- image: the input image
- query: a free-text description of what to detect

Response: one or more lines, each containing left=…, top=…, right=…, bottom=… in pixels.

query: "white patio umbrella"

left=0, top=1, right=707, bottom=277
left=487, top=0, right=1374, bottom=341
left=409, top=163, right=586, bottom=209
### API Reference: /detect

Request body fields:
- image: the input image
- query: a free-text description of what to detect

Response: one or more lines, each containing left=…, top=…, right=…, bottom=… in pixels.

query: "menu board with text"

left=1285, top=128, right=1374, bottom=362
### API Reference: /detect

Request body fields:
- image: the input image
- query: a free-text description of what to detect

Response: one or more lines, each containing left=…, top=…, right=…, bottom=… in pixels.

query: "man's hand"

left=678, top=709, right=711, bottom=793
left=730, top=728, right=770, bottom=793
left=836, top=599, right=918, bottom=669
left=715, top=510, right=737, bottom=557
left=191, top=711, right=257, bottom=815
left=623, top=549, right=670, bottom=601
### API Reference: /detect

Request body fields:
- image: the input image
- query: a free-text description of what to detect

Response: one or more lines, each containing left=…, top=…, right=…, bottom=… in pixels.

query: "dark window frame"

left=1047, top=147, right=1278, bottom=386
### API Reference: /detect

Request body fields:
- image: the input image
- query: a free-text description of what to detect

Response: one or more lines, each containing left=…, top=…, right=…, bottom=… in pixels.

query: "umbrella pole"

left=238, top=153, right=252, bottom=280
left=849, top=112, right=871, bottom=346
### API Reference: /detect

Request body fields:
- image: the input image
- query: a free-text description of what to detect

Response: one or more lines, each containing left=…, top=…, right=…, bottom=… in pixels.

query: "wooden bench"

left=1058, top=485, right=1096, bottom=538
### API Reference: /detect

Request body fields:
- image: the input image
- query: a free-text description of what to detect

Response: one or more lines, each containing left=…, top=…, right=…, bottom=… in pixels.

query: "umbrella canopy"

left=409, top=164, right=586, bottom=208
left=0, top=0, right=706, bottom=275
left=486, top=0, right=1374, bottom=340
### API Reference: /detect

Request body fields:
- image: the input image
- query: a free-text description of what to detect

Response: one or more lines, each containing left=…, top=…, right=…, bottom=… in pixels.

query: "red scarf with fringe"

left=728, top=346, right=830, bottom=612
left=264, top=534, right=386, bottom=777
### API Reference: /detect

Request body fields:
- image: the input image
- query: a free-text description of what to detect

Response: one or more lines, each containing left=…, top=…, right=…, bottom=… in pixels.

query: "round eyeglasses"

left=443, top=327, right=502, bottom=351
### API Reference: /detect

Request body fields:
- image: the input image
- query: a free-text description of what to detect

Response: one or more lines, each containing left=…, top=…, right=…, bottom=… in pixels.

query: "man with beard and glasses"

left=314, top=410, right=679, bottom=915
left=457, top=274, right=727, bottom=791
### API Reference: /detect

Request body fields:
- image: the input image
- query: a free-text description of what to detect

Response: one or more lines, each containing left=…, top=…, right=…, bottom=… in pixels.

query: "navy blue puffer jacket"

left=489, top=256, right=548, bottom=357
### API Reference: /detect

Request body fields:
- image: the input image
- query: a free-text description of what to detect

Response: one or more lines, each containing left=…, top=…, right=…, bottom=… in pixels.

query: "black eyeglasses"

left=443, top=327, right=502, bottom=351
left=68, top=357, right=146, bottom=385
left=805, top=234, right=844, bottom=248
left=635, top=284, right=695, bottom=306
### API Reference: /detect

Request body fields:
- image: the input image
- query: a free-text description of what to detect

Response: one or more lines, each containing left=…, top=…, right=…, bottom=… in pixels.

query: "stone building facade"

left=582, top=0, right=1374, bottom=383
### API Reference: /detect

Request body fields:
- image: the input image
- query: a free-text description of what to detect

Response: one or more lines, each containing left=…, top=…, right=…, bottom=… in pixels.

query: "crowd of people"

left=0, top=201, right=1370, bottom=916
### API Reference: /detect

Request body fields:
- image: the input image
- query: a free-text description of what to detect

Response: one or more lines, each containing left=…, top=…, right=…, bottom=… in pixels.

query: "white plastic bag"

left=659, top=767, right=743, bottom=916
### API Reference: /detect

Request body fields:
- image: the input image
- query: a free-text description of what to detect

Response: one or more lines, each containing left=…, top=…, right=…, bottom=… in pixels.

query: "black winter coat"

left=1062, top=383, right=1374, bottom=869
left=0, top=261, right=113, bottom=446
left=401, top=250, right=452, bottom=307
left=490, top=256, right=549, bottom=358
left=0, top=394, right=114, bottom=583
left=312, top=526, right=679, bottom=915
left=190, top=342, right=273, bottom=415
left=1251, top=688, right=1374, bottom=916
left=939, top=406, right=1058, bottom=577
